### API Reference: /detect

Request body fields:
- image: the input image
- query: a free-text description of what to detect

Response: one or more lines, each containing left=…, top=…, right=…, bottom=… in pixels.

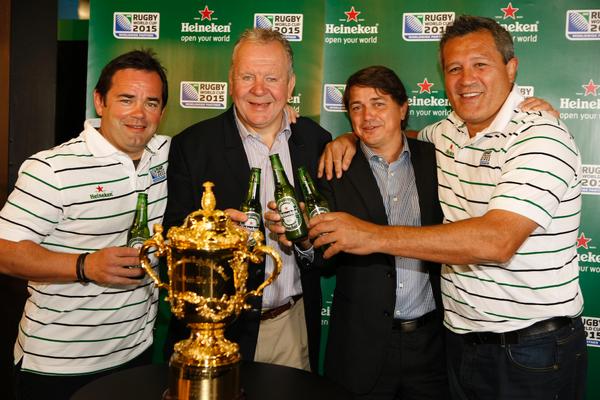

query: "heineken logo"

left=198, top=6, right=214, bottom=21
left=494, top=3, right=539, bottom=43
left=324, top=7, right=379, bottom=45
left=559, top=81, right=600, bottom=121
left=180, top=5, right=231, bottom=43
left=89, top=185, right=114, bottom=200
left=408, top=78, right=451, bottom=119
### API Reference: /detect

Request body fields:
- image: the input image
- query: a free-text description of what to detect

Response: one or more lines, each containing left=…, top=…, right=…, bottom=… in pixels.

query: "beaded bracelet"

left=76, top=252, right=91, bottom=283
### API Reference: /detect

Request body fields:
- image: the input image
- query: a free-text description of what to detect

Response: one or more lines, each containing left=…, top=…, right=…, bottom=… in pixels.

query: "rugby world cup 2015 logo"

left=254, top=13, right=303, bottom=41
left=323, top=84, right=346, bottom=112
left=180, top=81, right=227, bottom=109
left=402, top=12, right=454, bottom=41
left=113, top=12, right=160, bottom=39
left=566, top=10, right=600, bottom=40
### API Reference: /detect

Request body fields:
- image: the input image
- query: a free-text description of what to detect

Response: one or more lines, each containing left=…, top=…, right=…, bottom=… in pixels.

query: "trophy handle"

left=245, top=245, right=282, bottom=298
left=140, top=224, right=170, bottom=290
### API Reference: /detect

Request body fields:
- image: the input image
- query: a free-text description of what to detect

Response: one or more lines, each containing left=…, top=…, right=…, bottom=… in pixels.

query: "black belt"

left=260, top=294, right=303, bottom=321
left=461, top=316, right=577, bottom=345
left=392, top=310, right=437, bottom=333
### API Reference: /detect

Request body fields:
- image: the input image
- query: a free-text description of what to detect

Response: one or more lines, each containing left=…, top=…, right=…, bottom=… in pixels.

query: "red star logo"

left=199, top=5, right=214, bottom=21
left=576, top=233, right=592, bottom=249
left=417, top=78, right=434, bottom=94
left=582, top=79, right=599, bottom=96
left=344, top=6, right=361, bottom=22
left=96, top=185, right=104, bottom=192
left=501, top=2, right=519, bottom=19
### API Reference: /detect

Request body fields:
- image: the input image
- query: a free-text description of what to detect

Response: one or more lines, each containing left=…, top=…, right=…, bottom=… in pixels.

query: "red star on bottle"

left=199, top=5, right=214, bottom=21
left=344, top=6, right=361, bottom=22
left=417, top=78, right=434, bottom=94
left=576, top=233, right=592, bottom=249
left=501, top=2, right=519, bottom=19
left=96, top=185, right=104, bottom=192
left=582, top=79, right=599, bottom=96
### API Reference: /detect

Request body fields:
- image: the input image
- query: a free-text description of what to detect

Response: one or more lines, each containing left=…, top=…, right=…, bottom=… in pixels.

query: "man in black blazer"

left=163, top=28, right=330, bottom=372
left=313, top=66, right=448, bottom=399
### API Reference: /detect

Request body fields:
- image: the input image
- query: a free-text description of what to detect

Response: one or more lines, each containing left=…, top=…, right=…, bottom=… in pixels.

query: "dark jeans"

left=446, top=317, right=587, bottom=400
left=13, top=346, right=153, bottom=400
left=355, top=315, right=449, bottom=400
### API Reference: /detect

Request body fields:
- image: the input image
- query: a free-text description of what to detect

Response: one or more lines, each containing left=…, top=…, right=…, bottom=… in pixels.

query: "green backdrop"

left=86, top=1, right=600, bottom=396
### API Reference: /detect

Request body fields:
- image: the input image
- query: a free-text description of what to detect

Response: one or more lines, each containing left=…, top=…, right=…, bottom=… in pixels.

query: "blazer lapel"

left=408, top=140, right=433, bottom=227
left=346, top=150, right=388, bottom=226
left=288, top=124, right=308, bottom=199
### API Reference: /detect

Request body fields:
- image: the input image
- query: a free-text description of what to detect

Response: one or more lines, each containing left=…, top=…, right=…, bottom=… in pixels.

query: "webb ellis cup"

left=140, top=182, right=282, bottom=400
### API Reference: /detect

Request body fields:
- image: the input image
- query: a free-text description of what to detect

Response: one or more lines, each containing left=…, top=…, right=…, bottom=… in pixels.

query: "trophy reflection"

left=140, top=182, right=282, bottom=400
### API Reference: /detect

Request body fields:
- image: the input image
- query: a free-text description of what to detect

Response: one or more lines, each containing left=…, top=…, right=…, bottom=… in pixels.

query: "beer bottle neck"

left=133, top=194, right=148, bottom=227
left=245, top=171, right=261, bottom=202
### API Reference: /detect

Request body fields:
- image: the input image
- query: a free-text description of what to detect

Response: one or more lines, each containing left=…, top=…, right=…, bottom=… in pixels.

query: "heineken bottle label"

left=309, top=206, right=330, bottom=218
left=127, top=236, right=146, bottom=250
left=127, top=237, right=146, bottom=269
left=277, top=196, right=303, bottom=231
left=240, top=211, right=261, bottom=232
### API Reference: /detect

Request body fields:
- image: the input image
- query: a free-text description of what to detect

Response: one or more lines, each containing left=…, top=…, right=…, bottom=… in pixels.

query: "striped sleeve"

left=0, top=153, right=63, bottom=242
left=489, top=122, right=580, bottom=229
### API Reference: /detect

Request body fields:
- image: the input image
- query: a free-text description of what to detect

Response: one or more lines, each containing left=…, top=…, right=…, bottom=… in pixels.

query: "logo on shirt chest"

left=149, top=164, right=166, bottom=184
left=445, top=144, right=455, bottom=158
left=479, top=150, right=493, bottom=166
left=89, top=185, right=114, bottom=200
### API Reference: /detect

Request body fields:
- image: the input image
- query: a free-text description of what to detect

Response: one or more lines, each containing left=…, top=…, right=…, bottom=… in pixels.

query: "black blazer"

left=322, top=137, right=444, bottom=394
left=163, top=107, right=331, bottom=372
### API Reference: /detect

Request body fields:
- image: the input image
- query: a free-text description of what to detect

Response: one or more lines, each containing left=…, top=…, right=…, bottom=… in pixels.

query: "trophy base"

left=164, top=358, right=242, bottom=400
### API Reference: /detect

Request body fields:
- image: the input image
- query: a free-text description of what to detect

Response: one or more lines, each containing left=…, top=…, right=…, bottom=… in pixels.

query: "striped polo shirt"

left=418, top=86, right=583, bottom=333
left=0, top=120, right=169, bottom=374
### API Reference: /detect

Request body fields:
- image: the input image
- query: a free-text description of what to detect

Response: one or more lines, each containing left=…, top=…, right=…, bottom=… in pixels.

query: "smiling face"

left=93, top=68, right=164, bottom=160
left=442, top=30, right=518, bottom=136
left=348, top=85, right=407, bottom=162
left=229, top=40, right=295, bottom=137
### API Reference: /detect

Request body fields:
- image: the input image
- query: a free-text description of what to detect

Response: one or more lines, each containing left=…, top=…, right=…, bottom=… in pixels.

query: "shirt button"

left=398, top=282, right=404, bottom=288
left=393, top=197, right=398, bottom=202
left=386, top=272, right=393, bottom=279
left=383, top=311, right=391, bottom=317
left=390, top=172, right=395, bottom=177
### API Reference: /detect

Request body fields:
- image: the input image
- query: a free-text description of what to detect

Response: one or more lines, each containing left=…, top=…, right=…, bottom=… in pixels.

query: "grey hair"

left=230, top=28, right=294, bottom=77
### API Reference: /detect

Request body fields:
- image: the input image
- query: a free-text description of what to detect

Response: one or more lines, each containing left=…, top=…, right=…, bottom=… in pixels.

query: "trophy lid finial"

left=201, top=182, right=216, bottom=212
left=167, top=181, right=248, bottom=251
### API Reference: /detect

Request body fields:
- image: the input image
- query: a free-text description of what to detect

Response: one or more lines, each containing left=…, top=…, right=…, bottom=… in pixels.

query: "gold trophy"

left=140, top=182, right=282, bottom=400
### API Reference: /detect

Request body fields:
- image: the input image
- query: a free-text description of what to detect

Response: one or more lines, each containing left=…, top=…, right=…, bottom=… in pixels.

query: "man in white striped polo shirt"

left=0, top=50, right=170, bottom=399
left=311, top=15, right=586, bottom=400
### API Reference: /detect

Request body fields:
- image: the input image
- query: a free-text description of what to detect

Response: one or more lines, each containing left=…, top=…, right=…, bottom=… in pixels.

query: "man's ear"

left=507, top=57, right=518, bottom=84
left=287, top=73, right=296, bottom=99
left=93, top=91, right=104, bottom=117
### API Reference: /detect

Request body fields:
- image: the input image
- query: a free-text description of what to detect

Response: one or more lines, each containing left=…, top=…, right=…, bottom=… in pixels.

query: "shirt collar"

left=360, top=133, right=410, bottom=164
left=233, top=107, right=292, bottom=142
left=83, top=118, right=159, bottom=158
left=447, top=84, right=524, bottom=138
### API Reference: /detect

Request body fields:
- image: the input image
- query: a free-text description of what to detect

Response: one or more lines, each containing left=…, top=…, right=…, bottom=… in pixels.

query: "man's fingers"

left=225, top=208, right=247, bottom=223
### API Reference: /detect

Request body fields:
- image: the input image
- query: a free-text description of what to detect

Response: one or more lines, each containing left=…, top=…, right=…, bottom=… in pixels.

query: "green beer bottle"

left=269, top=154, right=308, bottom=242
left=297, top=166, right=330, bottom=218
left=127, top=193, right=150, bottom=268
left=240, top=167, right=262, bottom=245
